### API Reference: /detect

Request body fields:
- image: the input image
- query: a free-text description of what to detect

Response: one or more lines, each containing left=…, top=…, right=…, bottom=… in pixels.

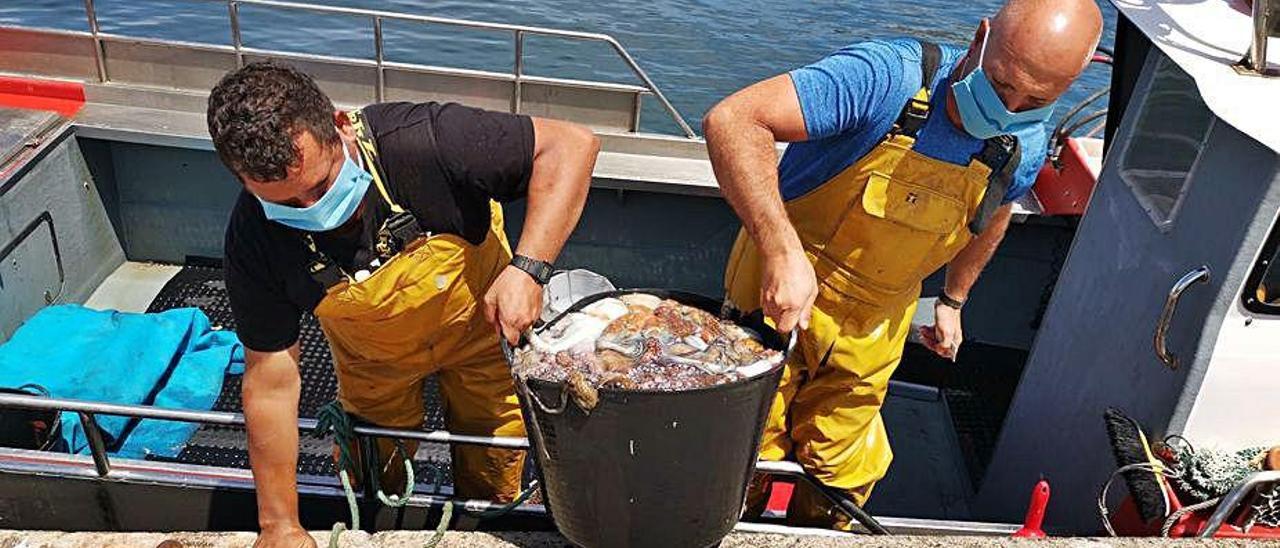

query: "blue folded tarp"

left=0, top=304, right=244, bottom=458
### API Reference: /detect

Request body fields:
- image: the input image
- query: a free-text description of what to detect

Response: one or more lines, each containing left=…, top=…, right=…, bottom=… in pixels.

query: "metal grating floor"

left=142, top=262, right=452, bottom=482
left=895, top=342, right=1027, bottom=488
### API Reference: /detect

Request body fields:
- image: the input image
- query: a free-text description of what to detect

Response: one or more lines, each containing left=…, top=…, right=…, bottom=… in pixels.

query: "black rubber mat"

left=143, top=261, right=452, bottom=482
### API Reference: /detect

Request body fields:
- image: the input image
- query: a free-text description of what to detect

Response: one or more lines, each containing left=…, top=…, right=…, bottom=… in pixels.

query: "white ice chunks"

left=581, top=297, right=630, bottom=322
left=619, top=293, right=662, bottom=310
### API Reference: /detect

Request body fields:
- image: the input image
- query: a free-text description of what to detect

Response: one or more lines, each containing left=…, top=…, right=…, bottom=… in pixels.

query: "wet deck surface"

left=1, top=530, right=1274, bottom=547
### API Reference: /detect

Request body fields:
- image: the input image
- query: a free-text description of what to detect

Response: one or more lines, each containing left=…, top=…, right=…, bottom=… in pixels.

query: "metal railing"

left=74, top=0, right=697, bottom=137
left=1238, top=0, right=1279, bottom=76
left=0, top=391, right=526, bottom=477
left=0, top=390, right=889, bottom=534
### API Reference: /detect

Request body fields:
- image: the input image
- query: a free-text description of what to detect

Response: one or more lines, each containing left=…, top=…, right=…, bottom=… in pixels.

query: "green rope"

left=308, top=400, right=536, bottom=546
left=376, top=440, right=415, bottom=507
left=313, top=401, right=360, bottom=483
left=327, top=469, right=359, bottom=548
left=1170, top=443, right=1269, bottom=501
left=423, top=500, right=454, bottom=548
left=312, top=401, right=419, bottom=547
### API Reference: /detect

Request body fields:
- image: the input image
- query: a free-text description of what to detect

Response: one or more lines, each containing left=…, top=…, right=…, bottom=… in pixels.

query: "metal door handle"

left=1154, top=266, right=1210, bottom=370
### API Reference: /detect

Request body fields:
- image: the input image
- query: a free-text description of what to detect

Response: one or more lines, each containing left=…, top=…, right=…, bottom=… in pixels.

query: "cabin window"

left=1117, top=54, right=1214, bottom=230
left=1244, top=214, right=1280, bottom=315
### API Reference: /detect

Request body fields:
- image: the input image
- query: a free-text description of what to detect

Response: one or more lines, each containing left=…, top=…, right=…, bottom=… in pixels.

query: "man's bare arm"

left=945, top=204, right=1014, bottom=300
left=484, top=117, right=598, bottom=344
left=703, top=74, right=815, bottom=332
left=514, top=117, right=599, bottom=263
left=242, top=344, right=311, bottom=546
left=922, top=204, right=1014, bottom=359
left=703, top=74, right=809, bottom=261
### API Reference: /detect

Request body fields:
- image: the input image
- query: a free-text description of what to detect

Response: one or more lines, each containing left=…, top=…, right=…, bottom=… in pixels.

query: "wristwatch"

left=510, top=255, right=555, bottom=285
left=937, top=291, right=966, bottom=310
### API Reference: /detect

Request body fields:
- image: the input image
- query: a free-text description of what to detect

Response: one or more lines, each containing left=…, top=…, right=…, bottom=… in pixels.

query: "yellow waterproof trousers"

left=314, top=201, right=525, bottom=502
left=726, top=130, right=992, bottom=529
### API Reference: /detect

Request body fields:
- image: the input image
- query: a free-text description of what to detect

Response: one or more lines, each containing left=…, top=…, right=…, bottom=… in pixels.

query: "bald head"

left=950, top=0, right=1104, bottom=116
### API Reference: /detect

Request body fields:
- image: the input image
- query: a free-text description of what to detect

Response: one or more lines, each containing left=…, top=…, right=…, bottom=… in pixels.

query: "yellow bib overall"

left=311, top=111, right=524, bottom=502
left=725, top=43, right=1017, bottom=528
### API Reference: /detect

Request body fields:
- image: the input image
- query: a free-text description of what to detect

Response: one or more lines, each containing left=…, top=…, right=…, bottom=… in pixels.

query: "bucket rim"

left=504, top=288, right=792, bottom=397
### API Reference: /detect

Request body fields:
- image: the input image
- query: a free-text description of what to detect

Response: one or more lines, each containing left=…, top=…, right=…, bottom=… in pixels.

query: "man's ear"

left=333, top=110, right=356, bottom=141
left=959, top=18, right=991, bottom=74
left=334, top=109, right=352, bottom=129
left=970, top=18, right=990, bottom=56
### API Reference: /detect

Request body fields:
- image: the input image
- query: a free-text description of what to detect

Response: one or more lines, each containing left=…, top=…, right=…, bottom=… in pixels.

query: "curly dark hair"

left=207, top=61, right=339, bottom=183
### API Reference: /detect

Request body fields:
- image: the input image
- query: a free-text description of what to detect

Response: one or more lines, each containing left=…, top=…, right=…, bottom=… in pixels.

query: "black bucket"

left=506, top=290, right=788, bottom=548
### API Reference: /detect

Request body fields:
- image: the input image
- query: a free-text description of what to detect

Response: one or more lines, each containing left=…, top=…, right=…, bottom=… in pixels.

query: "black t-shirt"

left=224, top=102, right=535, bottom=352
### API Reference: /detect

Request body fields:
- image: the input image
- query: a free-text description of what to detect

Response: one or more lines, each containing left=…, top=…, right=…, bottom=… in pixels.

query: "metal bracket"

left=1154, top=266, right=1210, bottom=370
left=1199, top=471, right=1280, bottom=537
left=77, top=412, right=111, bottom=477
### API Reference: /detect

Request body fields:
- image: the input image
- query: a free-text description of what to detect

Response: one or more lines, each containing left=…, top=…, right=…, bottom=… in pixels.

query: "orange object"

left=1012, top=478, right=1050, bottom=538
left=1033, top=137, right=1102, bottom=216
left=0, top=76, right=86, bottom=117
left=765, top=479, right=795, bottom=514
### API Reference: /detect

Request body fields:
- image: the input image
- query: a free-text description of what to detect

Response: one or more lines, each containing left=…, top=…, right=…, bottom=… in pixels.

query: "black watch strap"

left=937, top=291, right=966, bottom=310
left=511, top=255, right=554, bottom=285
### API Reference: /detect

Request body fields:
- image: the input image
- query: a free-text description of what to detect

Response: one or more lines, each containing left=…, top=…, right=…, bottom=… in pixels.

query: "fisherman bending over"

left=207, top=62, right=598, bottom=547
left=703, top=0, right=1103, bottom=529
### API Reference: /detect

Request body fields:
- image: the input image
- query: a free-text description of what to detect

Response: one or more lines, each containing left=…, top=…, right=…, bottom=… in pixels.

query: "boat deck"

left=81, top=259, right=1023, bottom=521
left=85, top=261, right=460, bottom=489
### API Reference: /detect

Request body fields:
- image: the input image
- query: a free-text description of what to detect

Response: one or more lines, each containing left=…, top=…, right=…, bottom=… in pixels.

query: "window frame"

left=1242, top=209, right=1280, bottom=315
left=1115, top=53, right=1214, bottom=233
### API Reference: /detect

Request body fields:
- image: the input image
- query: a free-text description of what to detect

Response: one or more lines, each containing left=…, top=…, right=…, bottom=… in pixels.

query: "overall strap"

left=300, top=110, right=431, bottom=290
left=889, top=40, right=944, bottom=140
left=968, top=134, right=1021, bottom=235
left=347, top=109, right=404, bottom=215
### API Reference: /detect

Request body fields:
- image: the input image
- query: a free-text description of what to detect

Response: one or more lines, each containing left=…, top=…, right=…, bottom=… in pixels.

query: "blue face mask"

left=257, top=136, right=371, bottom=232
left=950, top=27, right=1056, bottom=139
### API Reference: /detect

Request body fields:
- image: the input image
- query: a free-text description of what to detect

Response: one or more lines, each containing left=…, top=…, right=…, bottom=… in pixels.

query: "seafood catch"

left=511, top=293, right=783, bottom=409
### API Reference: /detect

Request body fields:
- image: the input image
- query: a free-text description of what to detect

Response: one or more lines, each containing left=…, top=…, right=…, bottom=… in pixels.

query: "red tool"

left=1013, top=478, right=1050, bottom=538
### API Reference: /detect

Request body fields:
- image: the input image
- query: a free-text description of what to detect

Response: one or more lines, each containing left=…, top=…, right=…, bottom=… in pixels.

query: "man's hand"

left=761, top=249, right=817, bottom=334
left=254, top=524, right=315, bottom=548
left=920, top=301, right=962, bottom=361
left=485, top=265, right=544, bottom=344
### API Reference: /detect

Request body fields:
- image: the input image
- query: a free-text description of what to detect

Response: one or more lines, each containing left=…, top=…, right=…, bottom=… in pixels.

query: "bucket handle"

left=522, top=377, right=570, bottom=415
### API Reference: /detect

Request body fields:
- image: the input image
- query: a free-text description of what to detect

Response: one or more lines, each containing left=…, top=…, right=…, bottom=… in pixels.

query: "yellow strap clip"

left=348, top=110, right=405, bottom=215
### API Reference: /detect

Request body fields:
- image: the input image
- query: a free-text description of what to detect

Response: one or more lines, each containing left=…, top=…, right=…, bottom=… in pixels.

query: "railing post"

left=374, top=15, right=385, bottom=102
left=228, top=1, right=244, bottom=68
left=512, top=30, right=525, bottom=114
left=605, top=39, right=696, bottom=138
left=82, top=0, right=108, bottom=83
left=77, top=412, right=111, bottom=477
left=631, top=93, right=642, bottom=132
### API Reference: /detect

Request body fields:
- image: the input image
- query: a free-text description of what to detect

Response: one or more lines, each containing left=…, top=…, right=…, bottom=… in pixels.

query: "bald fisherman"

left=704, top=0, right=1103, bottom=528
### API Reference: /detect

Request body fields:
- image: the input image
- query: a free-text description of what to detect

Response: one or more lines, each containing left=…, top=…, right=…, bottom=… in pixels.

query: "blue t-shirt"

left=778, top=38, right=1047, bottom=203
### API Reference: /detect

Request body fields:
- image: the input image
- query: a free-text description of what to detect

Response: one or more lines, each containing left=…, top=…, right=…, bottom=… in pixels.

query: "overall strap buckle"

left=295, top=108, right=431, bottom=286
left=968, top=134, right=1021, bottom=235
left=375, top=210, right=427, bottom=259
left=303, top=234, right=348, bottom=289
left=889, top=41, right=944, bottom=141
